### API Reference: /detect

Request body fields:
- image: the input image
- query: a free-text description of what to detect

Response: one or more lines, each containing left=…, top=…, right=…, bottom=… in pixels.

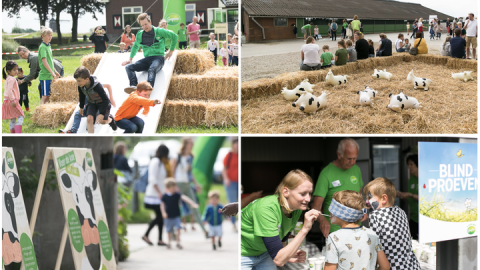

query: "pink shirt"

left=4, top=75, right=20, bottom=102
left=187, top=23, right=201, bottom=41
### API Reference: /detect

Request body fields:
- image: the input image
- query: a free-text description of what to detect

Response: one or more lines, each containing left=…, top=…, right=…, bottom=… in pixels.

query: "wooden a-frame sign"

left=2, top=147, right=39, bottom=270
left=30, top=148, right=116, bottom=270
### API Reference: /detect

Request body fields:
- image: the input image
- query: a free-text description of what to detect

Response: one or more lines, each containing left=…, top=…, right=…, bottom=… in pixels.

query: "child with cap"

left=325, top=190, right=390, bottom=270
left=364, top=177, right=420, bottom=270
left=203, top=190, right=224, bottom=250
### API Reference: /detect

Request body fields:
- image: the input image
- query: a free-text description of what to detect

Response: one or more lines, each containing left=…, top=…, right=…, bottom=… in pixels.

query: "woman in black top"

left=90, top=26, right=109, bottom=53
left=354, top=32, right=369, bottom=60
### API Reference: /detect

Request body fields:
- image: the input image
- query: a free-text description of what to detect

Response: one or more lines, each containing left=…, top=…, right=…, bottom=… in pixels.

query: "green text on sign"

left=20, top=233, right=38, bottom=270
left=6, top=151, right=15, bottom=169
left=98, top=221, right=113, bottom=261
left=68, top=209, right=84, bottom=252
left=57, top=151, right=77, bottom=169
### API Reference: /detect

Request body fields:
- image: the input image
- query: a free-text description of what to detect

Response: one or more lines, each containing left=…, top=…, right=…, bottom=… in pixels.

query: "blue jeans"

left=70, top=97, right=88, bottom=132
left=125, top=55, right=164, bottom=87
left=231, top=56, right=238, bottom=66
left=241, top=252, right=276, bottom=270
left=228, top=53, right=232, bottom=66
left=225, top=181, right=238, bottom=225
left=116, top=116, right=144, bottom=133
left=396, top=48, right=406, bottom=52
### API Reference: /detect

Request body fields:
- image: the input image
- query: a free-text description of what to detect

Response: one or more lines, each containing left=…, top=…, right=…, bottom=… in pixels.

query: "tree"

left=50, top=0, right=68, bottom=44
left=68, top=0, right=105, bottom=41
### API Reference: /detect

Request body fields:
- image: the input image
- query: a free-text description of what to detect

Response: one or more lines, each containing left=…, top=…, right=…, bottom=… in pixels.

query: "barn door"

left=296, top=18, right=304, bottom=38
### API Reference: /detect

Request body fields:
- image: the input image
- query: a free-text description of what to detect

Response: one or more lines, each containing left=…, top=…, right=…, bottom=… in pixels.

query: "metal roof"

left=222, top=0, right=238, bottom=7
left=243, top=0, right=453, bottom=20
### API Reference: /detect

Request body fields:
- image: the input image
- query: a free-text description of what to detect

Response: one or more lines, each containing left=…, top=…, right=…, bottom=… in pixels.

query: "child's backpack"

left=133, top=168, right=149, bottom=193
left=332, top=23, right=337, bottom=31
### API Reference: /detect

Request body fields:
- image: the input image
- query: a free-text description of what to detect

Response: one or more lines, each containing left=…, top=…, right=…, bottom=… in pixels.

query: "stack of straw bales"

left=49, top=76, right=78, bottom=102
left=80, top=53, right=104, bottom=74
left=174, top=50, right=216, bottom=74
left=159, top=100, right=237, bottom=127
left=32, top=102, right=77, bottom=127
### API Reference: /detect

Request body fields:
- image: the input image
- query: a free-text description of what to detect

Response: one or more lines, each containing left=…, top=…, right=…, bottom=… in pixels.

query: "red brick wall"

left=245, top=15, right=297, bottom=42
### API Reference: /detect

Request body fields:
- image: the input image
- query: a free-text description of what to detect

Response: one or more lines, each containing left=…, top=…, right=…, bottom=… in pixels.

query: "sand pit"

left=241, top=56, right=477, bottom=134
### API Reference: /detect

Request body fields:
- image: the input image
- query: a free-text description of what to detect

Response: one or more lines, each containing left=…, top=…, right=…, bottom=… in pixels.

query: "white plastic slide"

left=64, top=51, right=177, bottom=134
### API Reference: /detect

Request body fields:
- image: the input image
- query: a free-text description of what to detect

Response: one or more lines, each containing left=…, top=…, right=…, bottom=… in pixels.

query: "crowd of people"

left=297, top=13, right=477, bottom=71
left=241, top=139, right=421, bottom=270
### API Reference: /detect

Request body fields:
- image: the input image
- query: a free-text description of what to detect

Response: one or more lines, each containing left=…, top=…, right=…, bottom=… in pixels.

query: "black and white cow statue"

left=357, top=86, right=378, bottom=106
left=387, top=92, right=421, bottom=112
left=2, top=159, right=23, bottom=266
left=292, top=91, right=328, bottom=113
left=372, top=69, right=393, bottom=80
left=407, top=70, right=433, bottom=91
left=325, top=69, right=349, bottom=86
left=59, top=159, right=99, bottom=246
left=281, top=79, right=314, bottom=101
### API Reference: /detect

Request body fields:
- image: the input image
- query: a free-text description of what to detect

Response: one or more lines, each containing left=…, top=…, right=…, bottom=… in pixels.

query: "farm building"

left=103, top=0, right=238, bottom=40
left=242, top=0, right=452, bottom=42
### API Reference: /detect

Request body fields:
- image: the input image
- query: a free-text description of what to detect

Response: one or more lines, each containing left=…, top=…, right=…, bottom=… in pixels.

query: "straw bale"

left=50, top=76, right=78, bottom=102
left=174, top=50, right=215, bottom=74
left=168, top=66, right=238, bottom=100
left=32, top=102, right=77, bottom=127
left=241, top=61, right=477, bottom=134
left=446, top=58, right=478, bottom=70
left=204, top=100, right=238, bottom=127
left=241, top=78, right=282, bottom=100
left=415, top=54, right=449, bottom=65
left=80, top=53, right=104, bottom=74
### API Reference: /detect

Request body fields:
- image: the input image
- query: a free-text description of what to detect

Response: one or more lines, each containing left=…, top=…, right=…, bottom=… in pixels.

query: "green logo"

left=57, top=151, right=76, bottom=169
left=467, top=224, right=476, bottom=235
left=165, top=13, right=181, bottom=26
left=86, top=152, right=93, bottom=167
left=350, top=176, right=358, bottom=184
left=6, top=151, right=14, bottom=169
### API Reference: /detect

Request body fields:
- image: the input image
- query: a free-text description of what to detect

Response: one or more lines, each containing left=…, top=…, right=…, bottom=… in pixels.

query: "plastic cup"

left=308, top=258, right=318, bottom=269
left=414, top=246, right=423, bottom=261
left=314, top=259, right=325, bottom=270
left=427, top=249, right=435, bottom=264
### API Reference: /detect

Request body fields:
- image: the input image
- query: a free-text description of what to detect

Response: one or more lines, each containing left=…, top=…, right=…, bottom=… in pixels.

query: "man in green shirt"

left=312, top=138, right=365, bottom=237
left=122, top=13, right=178, bottom=93
left=398, top=154, right=419, bottom=240
left=301, top=22, right=313, bottom=41
left=178, top=22, right=188, bottom=49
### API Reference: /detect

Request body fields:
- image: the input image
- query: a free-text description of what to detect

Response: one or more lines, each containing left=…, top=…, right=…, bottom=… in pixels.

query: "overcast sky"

left=1, top=0, right=478, bottom=33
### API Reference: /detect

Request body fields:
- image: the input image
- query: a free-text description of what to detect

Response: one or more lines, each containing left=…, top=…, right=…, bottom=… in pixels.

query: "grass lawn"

left=2, top=40, right=237, bottom=134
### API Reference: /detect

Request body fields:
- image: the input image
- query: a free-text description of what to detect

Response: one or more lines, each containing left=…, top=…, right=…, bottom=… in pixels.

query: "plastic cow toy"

left=357, top=86, right=378, bottom=106
left=387, top=92, right=421, bottom=112
left=372, top=69, right=393, bottom=80
left=407, top=70, right=433, bottom=91
left=292, top=91, right=328, bottom=113
left=325, top=69, right=349, bottom=86
left=281, top=79, right=314, bottom=101
left=451, top=71, right=474, bottom=82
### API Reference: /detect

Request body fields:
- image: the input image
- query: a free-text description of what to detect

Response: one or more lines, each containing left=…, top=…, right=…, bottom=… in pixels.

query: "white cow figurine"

left=325, top=69, right=348, bottom=86
left=292, top=91, right=328, bottom=113
left=387, top=92, right=421, bottom=112
left=281, top=79, right=314, bottom=101
left=372, top=69, right=393, bottom=80
left=407, top=70, right=433, bottom=91
left=357, top=86, right=378, bottom=106
left=451, top=71, right=474, bottom=82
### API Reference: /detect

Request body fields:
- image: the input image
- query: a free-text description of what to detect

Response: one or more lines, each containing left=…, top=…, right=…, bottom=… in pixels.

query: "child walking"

left=364, top=177, right=420, bottom=270
left=114, top=81, right=160, bottom=133
left=203, top=191, right=224, bottom=250
left=39, top=26, right=60, bottom=104
left=3, top=61, right=24, bottom=133
left=314, top=25, right=319, bottom=40
left=229, top=36, right=239, bottom=66
left=207, top=33, right=219, bottom=65
left=325, top=190, right=390, bottom=270
left=334, top=40, right=348, bottom=66
left=74, top=66, right=117, bottom=133
left=161, top=178, right=199, bottom=250
left=220, top=41, right=228, bottom=66
left=17, top=67, right=31, bottom=112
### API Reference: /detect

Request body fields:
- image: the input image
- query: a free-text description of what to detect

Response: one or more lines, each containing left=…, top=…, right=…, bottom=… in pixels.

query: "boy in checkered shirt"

left=364, top=177, right=420, bottom=270
left=325, top=190, right=390, bottom=270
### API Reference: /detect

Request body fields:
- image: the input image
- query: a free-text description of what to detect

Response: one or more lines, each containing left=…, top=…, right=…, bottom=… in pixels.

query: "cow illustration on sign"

left=2, top=158, right=23, bottom=266
left=59, top=159, right=100, bottom=247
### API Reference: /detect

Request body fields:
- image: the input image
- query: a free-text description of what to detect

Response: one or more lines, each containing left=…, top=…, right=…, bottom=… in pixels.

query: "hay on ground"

left=447, top=58, right=478, bottom=70
left=80, top=53, right=104, bottom=75
left=168, top=66, right=238, bottom=100
left=50, top=76, right=78, bottom=102
left=241, top=61, right=477, bottom=134
left=32, top=102, right=77, bottom=127
left=159, top=99, right=238, bottom=127
left=174, top=50, right=215, bottom=74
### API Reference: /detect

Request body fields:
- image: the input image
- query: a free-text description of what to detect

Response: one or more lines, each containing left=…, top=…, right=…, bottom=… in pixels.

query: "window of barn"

left=274, top=18, right=288, bottom=27
left=123, top=6, right=143, bottom=29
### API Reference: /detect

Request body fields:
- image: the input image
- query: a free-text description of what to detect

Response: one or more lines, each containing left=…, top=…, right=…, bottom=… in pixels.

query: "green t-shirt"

left=313, top=163, right=363, bottom=233
left=38, top=42, right=54, bottom=81
left=351, top=20, right=361, bottom=31
left=302, top=24, right=312, bottom=30
left=335, top=48, right=348, bottom=66
left=177, top=29, right=187, bottom=42
left=241, top=195, right=302, bottom=256
left=343, top=22, right=348, bottom=29
left=321, top=52, right=333, bottom=66
left=408, top=175, right=419, bottom=223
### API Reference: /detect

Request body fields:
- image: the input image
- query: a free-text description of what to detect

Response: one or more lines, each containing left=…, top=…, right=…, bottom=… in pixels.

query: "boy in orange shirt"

left=114, top=81, right=160, bottom=133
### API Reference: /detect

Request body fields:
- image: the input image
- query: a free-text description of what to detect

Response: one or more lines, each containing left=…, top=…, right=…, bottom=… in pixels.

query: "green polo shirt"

left=313, top=163, right=363, bottom=233
left=408, top=175, right=419, bottom=223
left=177, top=29, right=187, bottom=42
left=241, top=195, right=302, bottom=257
left=302, top=24, right=312, bottom=30
left=38, top=42, right=54, bottom=81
